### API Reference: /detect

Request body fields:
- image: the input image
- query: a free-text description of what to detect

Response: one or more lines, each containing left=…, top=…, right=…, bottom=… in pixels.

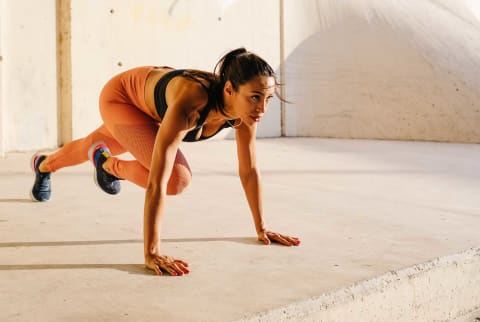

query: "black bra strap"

left=154, top=69, right=186, bottom=119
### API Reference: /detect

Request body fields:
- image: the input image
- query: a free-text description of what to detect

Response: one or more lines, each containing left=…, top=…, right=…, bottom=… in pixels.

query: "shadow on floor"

left=0, top=237, right=258, bottom=248
left=0, top=263, right=150, bottom=275
left=0, top=198, right=32, bottom=203
left=0, top=237, right=258, bottom=275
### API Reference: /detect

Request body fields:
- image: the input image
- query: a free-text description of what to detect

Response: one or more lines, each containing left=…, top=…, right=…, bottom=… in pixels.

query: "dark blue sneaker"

left=30, top=154, right=51, bottom=202
left=88, top=142, right=121, bottom=195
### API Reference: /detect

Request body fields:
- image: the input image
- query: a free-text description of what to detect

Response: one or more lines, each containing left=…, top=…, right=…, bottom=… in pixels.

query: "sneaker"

left=88, top=142, right=121, bottom=195
left=30, top=154, right=51, bottom=202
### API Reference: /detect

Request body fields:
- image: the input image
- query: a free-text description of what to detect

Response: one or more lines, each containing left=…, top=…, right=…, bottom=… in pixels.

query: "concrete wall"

left=1, top=0, right=480, bottom=155
left=70, top=0, right=281, bottom=140
left=0, top=0, right=57, bottom=154
left=0, top=0, right=4, bottom=156
left=283, top=0, right=480, bottom=142
left=0, top=0, right=281, bottom=155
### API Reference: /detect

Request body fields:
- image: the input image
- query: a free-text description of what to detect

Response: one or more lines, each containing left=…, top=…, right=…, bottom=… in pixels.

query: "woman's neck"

left=208, top=107, right=233, bottom=123
left=219, top=92, right=237, bottom=120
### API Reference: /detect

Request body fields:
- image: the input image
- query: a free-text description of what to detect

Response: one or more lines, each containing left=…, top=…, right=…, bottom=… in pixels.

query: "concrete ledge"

left=238, top=248, right=480, bottom=322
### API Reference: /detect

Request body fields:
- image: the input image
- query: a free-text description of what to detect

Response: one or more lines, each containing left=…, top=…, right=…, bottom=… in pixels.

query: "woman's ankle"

left=38, top=158, right=51, bottom=173
left=102, top=156, right=115, bottom=175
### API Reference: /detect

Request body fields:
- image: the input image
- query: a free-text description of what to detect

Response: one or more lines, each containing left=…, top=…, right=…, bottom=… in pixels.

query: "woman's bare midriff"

left=144, top=67, right=175, bottom=121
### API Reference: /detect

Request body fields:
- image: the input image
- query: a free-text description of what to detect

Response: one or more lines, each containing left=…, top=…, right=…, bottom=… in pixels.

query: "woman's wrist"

left=144, top=241, right=160, bottom=257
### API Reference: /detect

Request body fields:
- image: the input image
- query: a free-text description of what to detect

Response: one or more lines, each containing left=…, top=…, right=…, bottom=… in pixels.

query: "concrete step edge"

left=236, top=247, right=480, bottom=322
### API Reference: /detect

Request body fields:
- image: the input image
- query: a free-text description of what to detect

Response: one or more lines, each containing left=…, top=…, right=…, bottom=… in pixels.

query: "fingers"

left=259, top=230, right=301, bottom=246
left=261, top=238, right=271, bottom=245
left=153, top=265, right=163, bottom=276
left=146, top=255, right=190, bottom=276
left=160, top=261, right=189, bottom=276
left=172, top=261, right=190, bottom=275
left=174, top=259, right=189, bottom=267
left=257, top=232, right=271, bottom=245
left=174, top=260, right=191, bottom=275
left=267, top=232, right=301, bottom=246
left=269, top=233, right=291, bottom=246
left=288, top=236, right=301, bottom=246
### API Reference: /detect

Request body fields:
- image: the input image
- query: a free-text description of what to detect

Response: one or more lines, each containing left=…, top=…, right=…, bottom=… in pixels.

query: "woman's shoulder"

left=166, top=72, right=212, bottom=117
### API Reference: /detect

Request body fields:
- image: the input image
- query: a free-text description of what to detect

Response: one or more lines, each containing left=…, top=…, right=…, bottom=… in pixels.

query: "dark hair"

left=184, top=48, right=284, bottom=114
left=214, top=47, right=276, bottom=91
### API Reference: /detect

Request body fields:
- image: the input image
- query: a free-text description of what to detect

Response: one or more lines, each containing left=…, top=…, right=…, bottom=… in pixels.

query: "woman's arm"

left=144, top=79, right=207, bottom=275
left=235, top=123, right=300, bottom=246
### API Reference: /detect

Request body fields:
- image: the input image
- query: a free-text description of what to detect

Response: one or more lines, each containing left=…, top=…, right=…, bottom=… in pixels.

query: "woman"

left=30, top=48, right=300, bottom=276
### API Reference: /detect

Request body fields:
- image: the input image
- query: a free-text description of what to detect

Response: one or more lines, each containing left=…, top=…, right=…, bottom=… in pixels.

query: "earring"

left=228, top=118, right=243, bottom=128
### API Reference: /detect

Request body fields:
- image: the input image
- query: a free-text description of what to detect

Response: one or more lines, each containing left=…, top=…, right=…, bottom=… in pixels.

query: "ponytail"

left=214, top=47, right=248, bottom=84
left=214, top=47, right=275, bottom=91
left=212, top=47, right=282, bottom=113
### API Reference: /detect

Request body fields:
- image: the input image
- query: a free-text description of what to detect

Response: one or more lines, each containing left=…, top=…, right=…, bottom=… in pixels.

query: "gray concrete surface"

left=0, top=138, right=479, bottom=321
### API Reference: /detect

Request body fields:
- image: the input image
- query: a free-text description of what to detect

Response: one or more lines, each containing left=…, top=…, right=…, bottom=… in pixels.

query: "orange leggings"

left=42, top=66, right=191, bottom=194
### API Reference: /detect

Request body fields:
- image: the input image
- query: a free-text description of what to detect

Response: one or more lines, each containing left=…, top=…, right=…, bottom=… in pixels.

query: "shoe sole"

left=92, top=168, right=110, bottom=194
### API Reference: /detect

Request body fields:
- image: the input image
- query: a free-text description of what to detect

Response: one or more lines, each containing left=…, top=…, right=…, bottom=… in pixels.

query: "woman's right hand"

left=145, top=253, right=190, bottom=276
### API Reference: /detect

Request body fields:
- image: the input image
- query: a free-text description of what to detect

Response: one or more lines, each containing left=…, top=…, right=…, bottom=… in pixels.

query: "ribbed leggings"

left=42, top=66, right=191, bottom=195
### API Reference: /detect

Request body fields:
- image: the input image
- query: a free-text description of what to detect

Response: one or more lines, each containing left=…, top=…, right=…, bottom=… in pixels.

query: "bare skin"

left=141, top=72, right=300, bottom=276
left=40, top=68, right=301, bottom=276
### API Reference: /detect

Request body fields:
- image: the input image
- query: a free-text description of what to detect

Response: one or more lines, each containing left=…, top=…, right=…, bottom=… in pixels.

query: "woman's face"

left=229, top=76, right=276, bottom=125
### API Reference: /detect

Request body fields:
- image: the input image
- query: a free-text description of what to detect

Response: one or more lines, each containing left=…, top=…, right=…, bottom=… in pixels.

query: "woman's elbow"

left=239, top=168, right=260, bottom=186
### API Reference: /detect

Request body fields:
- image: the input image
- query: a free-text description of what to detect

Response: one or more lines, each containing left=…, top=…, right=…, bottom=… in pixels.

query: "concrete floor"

left=0, top=138, right=479, bottom=321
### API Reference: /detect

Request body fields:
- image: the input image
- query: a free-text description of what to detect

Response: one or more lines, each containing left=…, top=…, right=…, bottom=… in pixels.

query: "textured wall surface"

left=283, top=1, right=480, bottom=142
left=0, top=0, right=57, bottom=152
left=0, top=0, right=280, bottom=154
left=70, top=0, right=281, bottom=140
left=2, top=0, right=480, bottom=154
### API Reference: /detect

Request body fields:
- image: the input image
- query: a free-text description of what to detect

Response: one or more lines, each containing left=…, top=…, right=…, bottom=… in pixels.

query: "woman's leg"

left=96, top=67, right=192, bottom=195
left=98, top=100, right=191, bottom=195
left=41, top=124, right=125, bottom=173
left=31, top=124, right=126, bottom=201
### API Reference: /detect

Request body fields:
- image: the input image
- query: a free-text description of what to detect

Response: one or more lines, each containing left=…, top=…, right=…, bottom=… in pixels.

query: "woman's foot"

left=30, top=154, right=51, bottom=202
left=88, top=141, right=121, bottom=195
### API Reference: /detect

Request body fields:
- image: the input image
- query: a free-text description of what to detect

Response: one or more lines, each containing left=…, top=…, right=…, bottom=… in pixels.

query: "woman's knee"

left=167, top=163, right=192, bottom=195
left=166, top=149, right=192, bottom=195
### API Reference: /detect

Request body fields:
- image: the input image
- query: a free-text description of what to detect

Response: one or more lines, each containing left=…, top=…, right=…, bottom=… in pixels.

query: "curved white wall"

left=283, top=0, right=480, bottom=142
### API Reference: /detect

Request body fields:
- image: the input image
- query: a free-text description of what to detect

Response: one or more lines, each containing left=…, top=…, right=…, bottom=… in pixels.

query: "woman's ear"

left=224, top=81, right=234, bottom=96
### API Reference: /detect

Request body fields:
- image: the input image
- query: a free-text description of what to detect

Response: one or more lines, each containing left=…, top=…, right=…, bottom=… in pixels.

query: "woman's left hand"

left=258, top=230, right=301, bottom=246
